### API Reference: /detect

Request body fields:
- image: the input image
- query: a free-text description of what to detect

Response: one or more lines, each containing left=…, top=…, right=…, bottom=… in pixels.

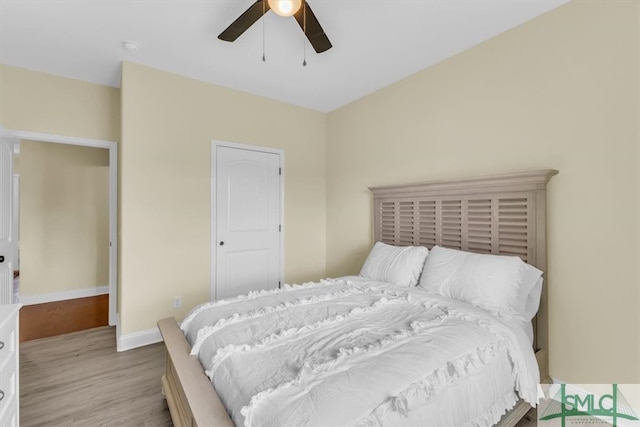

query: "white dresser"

left=0, top=304, right=20, bottom=427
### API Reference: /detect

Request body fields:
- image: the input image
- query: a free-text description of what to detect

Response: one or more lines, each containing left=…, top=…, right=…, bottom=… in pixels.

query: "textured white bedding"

left=181, top=279, right=539, bottom=427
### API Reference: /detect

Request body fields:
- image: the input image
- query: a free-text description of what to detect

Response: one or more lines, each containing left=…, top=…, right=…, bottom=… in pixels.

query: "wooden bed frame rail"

left=158, top=317, right=233, bottom=427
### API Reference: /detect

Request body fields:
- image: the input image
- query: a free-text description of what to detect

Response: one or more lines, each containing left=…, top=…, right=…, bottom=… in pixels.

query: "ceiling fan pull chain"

left=302, top=1, right=307, bottom=66
left=262, top=0, right=266, bottom=62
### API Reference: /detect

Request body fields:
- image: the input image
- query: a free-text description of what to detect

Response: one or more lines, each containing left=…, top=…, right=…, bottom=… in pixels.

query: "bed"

left=158, top=169, right=557, bottom=427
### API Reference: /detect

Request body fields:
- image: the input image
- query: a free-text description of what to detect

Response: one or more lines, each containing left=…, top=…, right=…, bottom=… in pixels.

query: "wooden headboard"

left=369, top=169, right=557, bottom=381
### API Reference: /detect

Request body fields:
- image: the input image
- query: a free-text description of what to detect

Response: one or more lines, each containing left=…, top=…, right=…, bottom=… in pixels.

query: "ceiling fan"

left=218, top=0, right=332, bottom=53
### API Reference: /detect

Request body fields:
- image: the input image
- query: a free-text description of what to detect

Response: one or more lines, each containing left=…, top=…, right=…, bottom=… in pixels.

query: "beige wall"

left=15, top=140, right=109, bottom=296
left=119, top=62, right=326, bottom=334
left=0, top=64, right=120, bottom=141
left=326, top=0, right=640, bottom=385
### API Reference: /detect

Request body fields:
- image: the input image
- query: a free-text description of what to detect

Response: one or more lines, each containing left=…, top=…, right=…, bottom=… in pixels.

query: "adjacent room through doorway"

left=16, top=139, right=110, bottom=341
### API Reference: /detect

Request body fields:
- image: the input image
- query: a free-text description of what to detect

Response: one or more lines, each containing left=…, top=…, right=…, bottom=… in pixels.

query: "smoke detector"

left=122, top=41, right=141, bottom=54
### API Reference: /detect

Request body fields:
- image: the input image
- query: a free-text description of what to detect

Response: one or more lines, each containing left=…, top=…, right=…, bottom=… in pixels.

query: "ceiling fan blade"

left=218, top=1, right=270, bottom=42
left=294, top=2, right=332, bottom=53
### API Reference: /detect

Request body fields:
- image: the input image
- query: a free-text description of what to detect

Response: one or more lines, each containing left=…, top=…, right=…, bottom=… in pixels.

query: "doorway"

left=211, top=140, right=284, bottom=300
left=2, top=128, right=118, bottom=338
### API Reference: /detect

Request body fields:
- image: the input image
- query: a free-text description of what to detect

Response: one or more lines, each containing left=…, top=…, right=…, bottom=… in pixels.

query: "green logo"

left=539, top=384, right=639, bottom=427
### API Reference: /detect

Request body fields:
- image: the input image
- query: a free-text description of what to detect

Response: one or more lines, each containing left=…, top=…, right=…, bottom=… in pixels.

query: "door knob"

left=0, top=255, right=4, bottom=263
left=219, top=241, right=225, bottom=246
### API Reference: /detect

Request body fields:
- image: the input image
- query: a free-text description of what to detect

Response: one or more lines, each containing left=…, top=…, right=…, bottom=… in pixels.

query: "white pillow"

left=359, top=242, right=429, bottom=287
left=418, top=246, right=541, bottom=319
left=521, top=275, right=543, bottom=321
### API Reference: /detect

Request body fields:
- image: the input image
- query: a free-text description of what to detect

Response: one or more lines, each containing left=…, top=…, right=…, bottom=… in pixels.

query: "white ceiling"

left=0, top=0, right=568, bottom=113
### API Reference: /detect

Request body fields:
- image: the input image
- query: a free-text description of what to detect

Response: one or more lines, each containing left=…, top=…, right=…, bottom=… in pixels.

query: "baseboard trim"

left=20, top=286, right=109, bottom=305
left=117, top=327, right=162, bottom=352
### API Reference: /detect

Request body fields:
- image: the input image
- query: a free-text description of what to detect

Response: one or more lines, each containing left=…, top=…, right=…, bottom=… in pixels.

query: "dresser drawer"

left=0, top=322, right=17, bottom=368
left=0, top=393, right=17, bottom=427
left=0, top=304, right=20, bottom=425
left=0, top=349, right=17, bottom=420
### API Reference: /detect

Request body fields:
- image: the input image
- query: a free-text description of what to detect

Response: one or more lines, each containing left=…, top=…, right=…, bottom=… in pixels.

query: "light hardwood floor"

left=20, top=326, right=172, bottom=426
left=20, top=326, right=537, bottom=426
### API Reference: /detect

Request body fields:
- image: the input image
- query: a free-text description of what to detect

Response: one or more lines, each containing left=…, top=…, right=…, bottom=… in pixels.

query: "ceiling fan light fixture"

left=268, top=0, right=302, bottom=17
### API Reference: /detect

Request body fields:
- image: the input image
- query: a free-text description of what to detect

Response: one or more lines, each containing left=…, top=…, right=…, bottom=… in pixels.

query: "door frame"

left=13, top=174, right=19, bottom=277
left=3, top=128, right=119, bottom=330
left=0, top=129, right=20, bottom=305
left=210, top=140, right=284, bottom=300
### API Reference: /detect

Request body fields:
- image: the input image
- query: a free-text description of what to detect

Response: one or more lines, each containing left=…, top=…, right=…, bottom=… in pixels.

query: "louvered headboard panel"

left=370, top=169, right=557, bottom=381
left=377, top=196, right=532, bottom=261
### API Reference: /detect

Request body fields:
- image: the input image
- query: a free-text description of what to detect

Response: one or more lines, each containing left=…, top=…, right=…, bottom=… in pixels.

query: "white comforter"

left=181, top=279, right=539, bottom=427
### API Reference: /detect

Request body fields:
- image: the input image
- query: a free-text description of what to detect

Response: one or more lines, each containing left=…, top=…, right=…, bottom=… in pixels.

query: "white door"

left=214, top=144, right=282, bottom=300
left=0, top=136, right=16, bottom=305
